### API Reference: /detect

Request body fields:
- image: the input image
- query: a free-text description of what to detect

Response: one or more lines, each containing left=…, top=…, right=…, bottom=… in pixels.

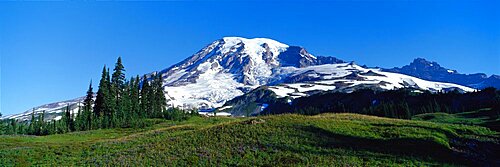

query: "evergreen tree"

left=94, top=66, right=115, bottom=128
left=148, top=74, right=159, bottom=117
left=111, top=57, right=126, bottom=93
left=39, top=111, right=48, bottom=135
left=109, top=57, right=126, bottom=127
left=9, top=119, right=17, bottom=135
left=140, top=75, right=152, bottom=117
left=62, top=105, right=74, bottom=132
left=83, top=81, right=94, bottom=130
left=94, top=66, right=109, bottom=118
left=48, top=120, right=56, bottom=135
left=403, top=102, right=411, bottom=119
left=131, top=76, right=141, bottom=117
left=148, top=79, right=157, bottom=117
left=35, top=111, right=45, bottom=135
left=433, top=99, right=441, bottom=113
left=153, top=74, right=167, bottom=118
left=190, top=108, right=199, bottom=117
left=76, top=106, right=86, bottom=131
left=119, top=80, right=132, bottom=127
left=70, top=112, right=76, bottom=132
left=28, top=109, right=35, bottom=135
left=17, top=123, right=27, bottom=135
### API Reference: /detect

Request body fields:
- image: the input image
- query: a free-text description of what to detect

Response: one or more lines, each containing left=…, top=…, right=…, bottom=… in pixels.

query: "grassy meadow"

left=0, top=113, right=498, bottom=166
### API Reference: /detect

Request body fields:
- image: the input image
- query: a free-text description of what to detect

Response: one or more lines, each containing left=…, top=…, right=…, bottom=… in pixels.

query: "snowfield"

left=198, top=111, right=232, bottom=117
left=267, top=63, right=475, bottom=98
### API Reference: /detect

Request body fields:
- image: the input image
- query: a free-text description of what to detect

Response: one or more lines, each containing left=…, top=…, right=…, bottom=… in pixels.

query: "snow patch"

left=198, top=111, right=232, bottom=117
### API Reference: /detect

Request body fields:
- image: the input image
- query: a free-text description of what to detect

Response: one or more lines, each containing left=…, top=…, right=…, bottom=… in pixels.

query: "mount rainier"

left=158, top=37, right=472, bottom=110
left=2, top=37, right=478, bottom=120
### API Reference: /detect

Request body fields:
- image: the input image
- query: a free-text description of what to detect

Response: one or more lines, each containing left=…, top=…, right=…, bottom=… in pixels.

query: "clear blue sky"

left=1, top=1, right=499, bottom=116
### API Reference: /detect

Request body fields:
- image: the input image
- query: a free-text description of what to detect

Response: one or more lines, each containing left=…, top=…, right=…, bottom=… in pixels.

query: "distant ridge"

left=384, top=58, right=500, bottom=89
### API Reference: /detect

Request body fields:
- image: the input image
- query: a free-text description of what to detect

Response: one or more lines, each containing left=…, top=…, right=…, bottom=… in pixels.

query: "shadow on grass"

left=371, top=123, right=459, bottom=138
left=272, top=125, right=498, bottom=166
left=457, top=109, right=500, bottom=131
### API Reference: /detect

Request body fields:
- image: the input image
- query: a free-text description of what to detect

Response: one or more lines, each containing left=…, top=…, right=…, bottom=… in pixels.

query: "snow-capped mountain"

left=1, top=97, right=85, bottom=122
left=158, top=37, right=473, bottom=111
left=384, top=58, right=500, bottom=89
left=219, top=62, right=475, bottom=116
left=267, top=62, right=474, bottom=98
left=158, top=37, right=343, bottom=109
left=2, top=37, right=478, bottom=120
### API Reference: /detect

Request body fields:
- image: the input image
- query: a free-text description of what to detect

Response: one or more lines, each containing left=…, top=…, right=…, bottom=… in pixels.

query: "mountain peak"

left=221, top=37, right=289, bottom=48
left=384, top=58, right=497, bottom=89
left=161, top=37, right=320, bottom=86
left=410, top=58, right=441, bottom=68
left=155, top=37, right=346, bottom=109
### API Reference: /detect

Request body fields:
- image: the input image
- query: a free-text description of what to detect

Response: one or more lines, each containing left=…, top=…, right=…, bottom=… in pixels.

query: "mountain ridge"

left=2, top=37, right=485, bottom=120
left=384, top=58, right=499, bottom=89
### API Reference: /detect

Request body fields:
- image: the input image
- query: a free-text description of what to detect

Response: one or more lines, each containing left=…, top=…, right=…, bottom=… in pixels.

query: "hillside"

left=412, top=108, right=500, bottom=131
left=1, top=113, right=498, bottom=166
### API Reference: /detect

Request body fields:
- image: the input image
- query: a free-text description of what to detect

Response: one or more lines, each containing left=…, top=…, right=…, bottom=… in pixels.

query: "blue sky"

left=1, top=1, right=499, bottom=116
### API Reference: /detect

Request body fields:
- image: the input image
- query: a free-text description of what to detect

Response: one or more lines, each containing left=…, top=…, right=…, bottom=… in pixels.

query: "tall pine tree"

left=94, top=66, right=109, bottom=118
left=131, top=76, right=141, bottom=118
left=140, top=75, right=151, bottom=117
left=83, top=81, right=94, bottom=130
left=110, top=57, right=125, bottom=127
left=28, top=109, right=35, bottom=135
left=148, top=74, right=159, bottom=117
left=153, top=74, right=167, bottom=117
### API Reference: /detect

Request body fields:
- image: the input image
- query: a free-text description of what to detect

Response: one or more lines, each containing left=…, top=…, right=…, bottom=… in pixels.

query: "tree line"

left=261, top=88, right=500, bottom=119
left=0, top=57, right=197, bottom=135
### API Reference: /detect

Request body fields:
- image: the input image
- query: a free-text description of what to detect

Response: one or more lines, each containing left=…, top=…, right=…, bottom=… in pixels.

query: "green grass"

left=0, top=114, right=498, bottom=166
left=412, top=108, right=500, bottom=131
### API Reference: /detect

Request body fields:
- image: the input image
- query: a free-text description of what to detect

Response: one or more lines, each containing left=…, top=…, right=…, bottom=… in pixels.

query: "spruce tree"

left=111, top=57, right=126, bottom=92
left=63, top=105, right=73, bottom=132
left=110, top=57, right=126, bottom=127
left=61, top=106, right=68, bottom=133
left=120, top=80, right=132, bottom=127
left=75, top=106, right=83, bottom=131
left=83, top=81, right=94, bottom=130
left=148, top=74, right=158, bottom=117
left=154, top=74, right=167, bottom=117
left=94, top=66, right=109, bottom=118
left=140, top=75, right=151, bottom=117
left=9, top=119, right=17, bottom=135
left=131, top=76, right=141, bottom=118
left=105, top=67, right=115, bottom=128
left=28, top=109, right=35, bottom=135
left=40, top=111, right=48, bottom=135
left=111, top=57, right=125, bottom=115
left=35, top=111, right=45, bottom=135
left=49, top=120, right=56, bottom=135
